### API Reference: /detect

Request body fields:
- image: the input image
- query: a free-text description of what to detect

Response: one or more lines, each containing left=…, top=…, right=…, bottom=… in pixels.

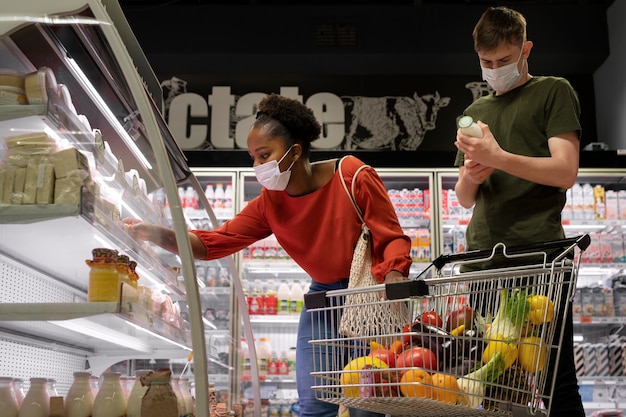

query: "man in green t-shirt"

left=454, top=6, right=584, bottom=417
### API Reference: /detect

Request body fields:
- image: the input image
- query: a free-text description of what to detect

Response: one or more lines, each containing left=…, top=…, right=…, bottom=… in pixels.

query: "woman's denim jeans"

left=296, top=279, right=385, bottom=417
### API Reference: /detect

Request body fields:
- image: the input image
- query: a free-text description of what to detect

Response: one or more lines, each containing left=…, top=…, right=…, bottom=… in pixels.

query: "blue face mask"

left=253, top=146, right=295, bottom=191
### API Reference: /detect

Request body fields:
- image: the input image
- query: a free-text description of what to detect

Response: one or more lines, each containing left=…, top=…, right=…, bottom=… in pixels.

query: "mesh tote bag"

left=337, top=157, right=410, bottom=339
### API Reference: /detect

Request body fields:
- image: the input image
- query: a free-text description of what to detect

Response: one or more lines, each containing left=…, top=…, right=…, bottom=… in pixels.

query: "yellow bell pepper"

left=482, top=333, right=518, bottom=369
left=526, top=295, right=555, bottom=325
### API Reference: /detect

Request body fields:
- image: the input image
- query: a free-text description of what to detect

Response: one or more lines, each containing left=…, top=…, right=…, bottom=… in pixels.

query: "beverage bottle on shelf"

left=289, top=280, right=304, bottom=315
left=205, top=183, right=215, bottom=208
left=265, top=235, right=278, bottom=259
left=223, top=182, right=233, bottom=217
left=257, top=337, right=272, bottom=377
left=46, top=379, right=58, bottom=398
left=287, top=347, right=297, bottom=377
left=178, top=377, right=194, bottom=417
left=214, top=182, right=225, bottom=216
left=264, top=279, right=277, bottom=315
left=268, top=350, right=279, bottom=376
left=457, top=115, right=483, bottom=138
left=12, top=378, right=24, bottom=408
left=276, top=280, right=291, bottom=315
left=125, top=370, right=151, bottom=417
left=240, top=338, right=251, bottom=380
left=92, top=372, right=126, bottom=417
left=0, top=377, right=19, bottom=417
left=170, top=376, right=187, bottom=417
left=248, top=279, right=264, bottom=315
left=184, top=186, right=198, bottom=211
left=65, top=372, right=94, bottom=417
left=19, top=378, right=49, bottom=417
left=279, top=351, right=290, bottom=376
left=242, top=279, right=251, bottom=309
left=178, top=186, right=186, bottom=208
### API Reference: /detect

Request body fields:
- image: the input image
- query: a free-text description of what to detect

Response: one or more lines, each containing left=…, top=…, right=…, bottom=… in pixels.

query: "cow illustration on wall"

left=342, top=91, right=450, bottom=151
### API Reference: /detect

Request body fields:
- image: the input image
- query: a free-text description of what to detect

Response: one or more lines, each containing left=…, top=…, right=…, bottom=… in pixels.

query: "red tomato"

left=420, top=310, right=443, bottom=328
left=445, top=306, right=475, bottom=332
left=369, top=347, right=396, bottom=369
left=395, top=346, right=438, bottom=372
left=402, top=323, right=413, bottom=345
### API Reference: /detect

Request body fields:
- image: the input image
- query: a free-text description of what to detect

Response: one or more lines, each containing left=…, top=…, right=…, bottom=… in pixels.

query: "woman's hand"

left=384, top=270, right=408, bottom=284
left=122, top=217, right=154, bottom=242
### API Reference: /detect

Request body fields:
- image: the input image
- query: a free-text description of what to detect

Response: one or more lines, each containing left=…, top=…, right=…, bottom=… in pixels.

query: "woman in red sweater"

left=124, top=94, right=412, bottom=417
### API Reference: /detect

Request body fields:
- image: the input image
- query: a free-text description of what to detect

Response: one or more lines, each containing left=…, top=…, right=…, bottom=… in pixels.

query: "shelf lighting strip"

left=64, top=56, right=153, bottom=170
left=49, top=317, right=153, bottom=352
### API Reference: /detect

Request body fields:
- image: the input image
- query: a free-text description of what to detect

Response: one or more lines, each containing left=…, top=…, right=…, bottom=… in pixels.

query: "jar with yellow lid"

left=86, top=248, right=119, bottom=302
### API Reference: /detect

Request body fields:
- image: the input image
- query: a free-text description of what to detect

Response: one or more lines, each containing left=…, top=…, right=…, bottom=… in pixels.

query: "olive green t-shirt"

left=454, top=76, right=581, bottom=270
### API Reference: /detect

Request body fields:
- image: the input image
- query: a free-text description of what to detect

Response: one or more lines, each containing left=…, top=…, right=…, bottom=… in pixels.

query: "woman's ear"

left=291, top=143, right=303, bottom=162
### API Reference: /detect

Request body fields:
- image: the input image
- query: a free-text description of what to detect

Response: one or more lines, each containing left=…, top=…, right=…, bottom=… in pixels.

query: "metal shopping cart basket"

left=304, top=235, right=591, bottom=417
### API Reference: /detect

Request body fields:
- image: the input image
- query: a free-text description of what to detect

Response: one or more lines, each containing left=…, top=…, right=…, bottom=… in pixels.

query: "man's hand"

left=463, top=158, right=495, bottom=184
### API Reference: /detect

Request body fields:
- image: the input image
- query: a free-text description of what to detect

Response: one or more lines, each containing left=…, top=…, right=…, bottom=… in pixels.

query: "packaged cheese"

left=54, top=173, right=83, bottom=204
left=11, top=167, right=26, bottom=204
left=36, top=163, right=55, bottom=204
left=1, top=168, right=15, bottom=204
left=22, top=160, right=39, bottom=204
left=52, top=147, right=91, bottom=180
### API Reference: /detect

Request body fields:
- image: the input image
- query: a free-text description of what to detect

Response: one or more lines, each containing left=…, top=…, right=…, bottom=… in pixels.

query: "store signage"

left=160, top=82, right=484, bottom=152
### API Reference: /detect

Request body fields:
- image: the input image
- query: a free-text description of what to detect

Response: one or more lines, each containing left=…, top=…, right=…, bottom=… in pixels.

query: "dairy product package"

left=4, top=131, right=56, bottom=168
left=23, top=160, right=39, bottom=204
left=54, top=173, right=83, bottom=204
left=35, top=163, right=55, bottom=204
left=11, top=167, right=26, bottom=204
left=0, top=168, right=15, bottom=204
left=52, top=147, right=91, bottom=181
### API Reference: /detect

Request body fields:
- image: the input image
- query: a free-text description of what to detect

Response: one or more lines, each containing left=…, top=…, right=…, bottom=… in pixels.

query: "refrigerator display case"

left=435, top=168, right=626, bottom=414
left=0, top=2, right=239, bottom=416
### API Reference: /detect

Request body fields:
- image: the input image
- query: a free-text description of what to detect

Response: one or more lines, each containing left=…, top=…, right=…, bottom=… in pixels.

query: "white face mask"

left=481, top=49, right=524, bottom=93
left=254, top=146, right=295, bottom=191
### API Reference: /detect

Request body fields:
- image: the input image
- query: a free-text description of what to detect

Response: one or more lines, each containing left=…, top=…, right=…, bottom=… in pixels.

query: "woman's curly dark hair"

left=253, top=93, right=322, bottom=155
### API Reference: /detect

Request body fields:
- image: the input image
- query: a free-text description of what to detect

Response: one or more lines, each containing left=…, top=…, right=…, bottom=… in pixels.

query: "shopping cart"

left=304, top=235, right=590, bottom=417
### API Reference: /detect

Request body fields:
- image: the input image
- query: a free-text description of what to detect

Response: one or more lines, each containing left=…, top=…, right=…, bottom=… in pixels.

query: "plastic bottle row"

left=0, top=370, right=195, bottom=417
left=244, top=279, right=308, bottom=316
left=174, top=183, right=234, bottom=219
left=240, top=338, right=297, bottom=379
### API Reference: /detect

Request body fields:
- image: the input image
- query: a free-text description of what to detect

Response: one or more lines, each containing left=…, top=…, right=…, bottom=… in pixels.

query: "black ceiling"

left=119, top=0, right=613, bottom=76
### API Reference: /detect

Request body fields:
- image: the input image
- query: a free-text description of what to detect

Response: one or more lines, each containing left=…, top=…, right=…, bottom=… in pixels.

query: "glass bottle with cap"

left=65, top=371, right=94, bottom=417
left=0, top=377, right=19, bottom=417
left=19, top=377, right=50, bottom=417
left=458, top=115, right=483, bottom=138
left=92, top=372, right=126, bottom=417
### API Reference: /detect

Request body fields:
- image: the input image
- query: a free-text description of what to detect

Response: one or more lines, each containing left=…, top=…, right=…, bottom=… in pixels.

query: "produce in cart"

left=457, top=351, right=506, bottom=408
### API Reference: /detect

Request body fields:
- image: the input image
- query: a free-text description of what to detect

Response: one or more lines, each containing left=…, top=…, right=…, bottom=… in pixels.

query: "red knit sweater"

left=191, top=156, right=412, bottom=284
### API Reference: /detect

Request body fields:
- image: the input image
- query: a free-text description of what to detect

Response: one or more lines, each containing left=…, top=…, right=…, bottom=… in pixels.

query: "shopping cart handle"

left=386, top=280, right=429, bottom=299
left=431, top=234, right=591, bottom=270
left=304, top=291, right=328, bottom=309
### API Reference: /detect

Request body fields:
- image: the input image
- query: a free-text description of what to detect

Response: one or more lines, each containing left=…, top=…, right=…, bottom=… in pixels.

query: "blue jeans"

left=296, top=279, right=385, bottom=417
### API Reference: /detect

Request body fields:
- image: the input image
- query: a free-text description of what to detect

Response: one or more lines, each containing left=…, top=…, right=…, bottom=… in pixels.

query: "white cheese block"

left=22, top=160, right=39, bottom=204
left=35, top=164, right=55, bottom=204
left=52, top=147, right=91, bottom=180
left=54, top=173, right=83, bottom=204
left=11, top=167, right=26, bottom=204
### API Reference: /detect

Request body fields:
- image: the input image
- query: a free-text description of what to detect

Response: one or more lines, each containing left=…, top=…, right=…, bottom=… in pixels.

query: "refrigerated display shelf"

left=249, top=316, right=300, bottom=326
left=0, top=207, right=182, bottom=296
left=0, top=301, right=191, bottom=354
